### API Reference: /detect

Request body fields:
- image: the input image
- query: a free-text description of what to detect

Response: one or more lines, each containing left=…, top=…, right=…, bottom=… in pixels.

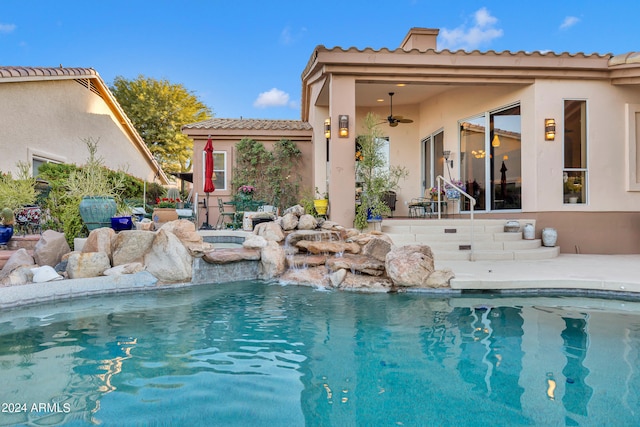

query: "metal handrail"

left=436, top=175, right=477, bottom=261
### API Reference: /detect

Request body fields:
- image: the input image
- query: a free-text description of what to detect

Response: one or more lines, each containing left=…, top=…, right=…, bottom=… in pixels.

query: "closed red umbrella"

left=201, top=138, right=215, bottom=229
left=204, top=137, right=215, bottom=193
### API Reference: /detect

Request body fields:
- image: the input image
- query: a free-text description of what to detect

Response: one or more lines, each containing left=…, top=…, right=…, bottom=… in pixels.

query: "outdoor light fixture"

left=324, top=118, right=331, bottom=139
left=443, top=150, right=453, bottom=168
left=545, top=118, right=556, bottom=141
left=339, top=115, right=349, bottom=138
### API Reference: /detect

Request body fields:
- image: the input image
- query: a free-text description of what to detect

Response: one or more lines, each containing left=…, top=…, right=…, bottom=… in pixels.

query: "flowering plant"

left=155, top=197, right=181, bottom=208
left=428, top=187, right=445, bottom=198
left=445, top=179, right=466, bottom=191
left=238, top=185, right=255, bottom=195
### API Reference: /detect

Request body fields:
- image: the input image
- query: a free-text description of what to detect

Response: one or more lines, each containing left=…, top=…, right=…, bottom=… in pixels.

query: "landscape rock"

left=286, top=254, right=327, bottom=269
left=279, top=265, right=330, bottom=288
left=329, top=268, right=347, bottom=287
left=66, top=252, right=112, bottom=279
left=203, top=248, right=261, bottom=263
left=0, top=248, right=35, bottom=278
left=260, top=241, right=286, bottom=280
left=82, top=228, right=116, bottom=259
left=111, top=230, right=156, bottom=266
left=385, top=244, right=435, bottom=287
left=326, top=254, right=386, bottom=276
left=281, top=213, right=299, bottom=231
left=243, top=234, right=268, bottom=249
left=254, top=221, right=285, bottom=242
left=283, top=204, right=305, bottom=217
left=425, top=268, right=455, bottom=288
left=336, top=272, right=393, bottom=292
left=159, top=220, right=212, bottom=256
left=103, top=262, right=145, bottom=276
left=31, top=265, right=64, bottom=282
left=297, top=214, right=318, bottom=230
left=33, top=230, right=71, bottom=267
left=144, top=229, right=193, bottom=283
left=361, top=237, right=392, bottom=262
left=297, top=240, right=360, bottom=255
left=0, top=266, right=33, bottom=287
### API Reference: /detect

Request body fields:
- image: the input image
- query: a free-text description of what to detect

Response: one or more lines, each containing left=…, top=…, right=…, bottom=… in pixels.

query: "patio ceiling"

left=315, top=81, right=452, bottom=108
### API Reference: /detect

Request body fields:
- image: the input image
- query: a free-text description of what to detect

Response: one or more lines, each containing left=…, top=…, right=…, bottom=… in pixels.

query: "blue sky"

left=1, top=0, right=638, bottom=120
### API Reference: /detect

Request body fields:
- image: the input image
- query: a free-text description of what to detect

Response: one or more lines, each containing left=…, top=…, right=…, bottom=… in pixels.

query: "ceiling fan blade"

left=390, top=121, right=399, bottom=127
left=398, top=118, right=413, bottom=123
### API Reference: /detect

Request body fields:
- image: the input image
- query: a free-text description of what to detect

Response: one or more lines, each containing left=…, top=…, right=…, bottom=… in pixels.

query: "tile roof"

left=0, top=66, right=98, bottom=79
left=183, top=118, right=312, bottom=131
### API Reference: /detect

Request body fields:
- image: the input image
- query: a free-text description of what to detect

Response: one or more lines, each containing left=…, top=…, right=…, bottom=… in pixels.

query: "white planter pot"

left=523, top=223, right=535, bottom=240
left=542, top=228, right=558, bottom=247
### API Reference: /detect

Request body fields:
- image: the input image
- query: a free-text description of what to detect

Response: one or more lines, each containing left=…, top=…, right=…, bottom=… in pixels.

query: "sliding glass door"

left=422, top=130, right=444, bottom=196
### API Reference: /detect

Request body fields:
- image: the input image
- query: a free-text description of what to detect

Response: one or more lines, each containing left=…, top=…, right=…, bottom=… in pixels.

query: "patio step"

left=382, top=218, right=558, bottom=261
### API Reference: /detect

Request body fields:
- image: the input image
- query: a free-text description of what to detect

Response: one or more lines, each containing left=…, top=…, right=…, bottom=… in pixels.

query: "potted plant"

left=354, top=113, right=408, bottom=230
left=444, top=179, right=465, bottom=200
left=153, top=190, right=181, bottom=224
left=313, top=187, right=329, bottom=216
left=111, top=204, right=134, bottom=231
left=66, top=137, right=125, bottom=230
left=0, top=162, right=37, bottom=243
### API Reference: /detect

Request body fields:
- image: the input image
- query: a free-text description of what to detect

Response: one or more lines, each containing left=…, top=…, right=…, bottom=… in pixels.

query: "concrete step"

left=434, top=246, right=560, bottom=261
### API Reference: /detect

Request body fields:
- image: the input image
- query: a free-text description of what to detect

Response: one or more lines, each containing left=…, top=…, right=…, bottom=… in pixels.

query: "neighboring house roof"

left=0, top=66, right=169, bottom=184
left=183, top=118, right=312, bottom=131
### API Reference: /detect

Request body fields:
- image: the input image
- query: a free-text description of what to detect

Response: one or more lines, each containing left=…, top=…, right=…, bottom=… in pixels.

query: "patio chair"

left=408, top=197, right=433, bottom=218
left=216, top=198, right=235, bottom=229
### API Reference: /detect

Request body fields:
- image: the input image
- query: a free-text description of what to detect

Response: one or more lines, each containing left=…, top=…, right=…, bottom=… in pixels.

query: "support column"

left=328, top=76, right=356, bottom=227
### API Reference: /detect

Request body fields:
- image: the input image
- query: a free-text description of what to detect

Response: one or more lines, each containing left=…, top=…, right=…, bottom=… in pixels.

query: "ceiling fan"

left=386, top=92, right=413, bottom=127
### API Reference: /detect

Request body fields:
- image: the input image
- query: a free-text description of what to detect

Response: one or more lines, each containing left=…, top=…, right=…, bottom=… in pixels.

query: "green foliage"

left=66, top=137, right=126, bottom=199
left=232, top=138, right=302, bottom=212
left=60, top=196, right=87, bottom=247
left=166, top=187, right=181, bottom=200
left=298, top=188, right=316, bottom=216
left=110, top=75, right=213, bottom=173
left=354, top=113, right=408, bottom=230
left=1, top=207, right=14, bottom=226
left=0, top=162, right=37, bottom=217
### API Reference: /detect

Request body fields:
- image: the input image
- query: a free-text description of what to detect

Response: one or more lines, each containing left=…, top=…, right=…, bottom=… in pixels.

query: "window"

left=202, top=150, right=227, bottom=191
left=32, top=156, right=61, bottom=177
left=563, top=100, right=587, bottom=204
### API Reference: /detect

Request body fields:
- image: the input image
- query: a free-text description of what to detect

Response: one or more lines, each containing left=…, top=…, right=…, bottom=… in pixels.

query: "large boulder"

left=0, top=248, right=35, bottom=279
left=202, top=248, right=261, bottom=263
left=0, top=266, right=33, bottom=287
left=296, top=240, right=360, bottom=255
left=159, top=220, right=212, bottom=257
left=297, top=214, right=318, bottom=230
left=281, top=213, right=299, bottom=231
left=282, top=204, right=305, bottom=217
left=254, top=222, right=285, bottom=242
left=33, top=230, right=71, bottom=267
left=144, top=229, right=193, bottom=283
left=111, top=230, right=156, bottom=266
left=385, top=244, right=435, bottom=287
left=326, top=254, right=386, bottom=276
left=279, top=265, right=330, bottom=288
left=83, top=228, right=116, bottom=259
left=361, top=237, right=392, bottom=262
left=259, top=240, right=286, bottom=280
left=66, top=252, right=112, bottom=279
left=336, top=273, right=393, bottom=293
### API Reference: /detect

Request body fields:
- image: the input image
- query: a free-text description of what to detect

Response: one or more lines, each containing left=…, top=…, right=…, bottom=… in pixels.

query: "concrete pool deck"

left=438, top=254, right=640, bottom=294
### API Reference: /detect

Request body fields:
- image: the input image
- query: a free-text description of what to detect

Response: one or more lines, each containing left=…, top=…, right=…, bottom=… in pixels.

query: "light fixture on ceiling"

left=492, top=134, right=501, bottom=147
left=545, top=118, right=556, bottom=141
left=339, top=115, right=349, bottom=138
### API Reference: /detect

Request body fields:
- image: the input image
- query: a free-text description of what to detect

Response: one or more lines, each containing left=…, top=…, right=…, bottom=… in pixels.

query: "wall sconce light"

left=443, top=150, right=453, bottom=168
left=339, top=115, right=349, bottom=138
left=545, top=118, right=556, bottom=141
left=324, top=118, right=331, bottom=139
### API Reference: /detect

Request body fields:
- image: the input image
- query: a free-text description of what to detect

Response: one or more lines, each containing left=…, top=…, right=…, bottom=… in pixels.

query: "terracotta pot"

left=153, top=208, right=178, bottom=224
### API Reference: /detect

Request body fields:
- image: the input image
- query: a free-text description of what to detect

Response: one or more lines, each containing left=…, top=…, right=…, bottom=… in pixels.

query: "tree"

left=110, top=75, right=212, bottom=173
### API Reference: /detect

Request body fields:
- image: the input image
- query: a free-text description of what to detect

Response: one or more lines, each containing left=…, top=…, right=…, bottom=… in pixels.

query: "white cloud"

left=439, top=7, right=503, bottom=51
left=280, top=25, right=307, bottom=45
left=253, top=88, right=296, bottom=108
left=560, top=16, right=580, bottom=30
left=0, top=23, right=16, bottom=34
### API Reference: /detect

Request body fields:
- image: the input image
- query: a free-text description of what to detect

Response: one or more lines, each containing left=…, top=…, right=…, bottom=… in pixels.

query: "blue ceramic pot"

left=0, top=225, right=14, bottom=245
left=111, top=216, right=133, bottom=231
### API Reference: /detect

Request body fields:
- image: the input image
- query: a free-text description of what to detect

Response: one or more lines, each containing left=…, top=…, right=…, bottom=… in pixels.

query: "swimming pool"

left=0, top=281, right=638, bottom=426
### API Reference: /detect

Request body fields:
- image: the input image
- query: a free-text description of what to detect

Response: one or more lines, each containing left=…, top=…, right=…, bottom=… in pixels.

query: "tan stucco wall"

left=188, top=131, right=313, bottom=228
left=0, top=80, right=160, bottom=182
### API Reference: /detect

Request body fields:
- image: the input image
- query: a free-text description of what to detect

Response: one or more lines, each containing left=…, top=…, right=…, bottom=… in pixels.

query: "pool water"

left=0, top=281, right=639, bottom=426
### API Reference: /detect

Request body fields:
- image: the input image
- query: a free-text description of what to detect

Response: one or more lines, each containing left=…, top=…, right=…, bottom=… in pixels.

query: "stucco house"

left=0, top=66, right=168, bottom=185
left=186, top=28, right=640, bottom=254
